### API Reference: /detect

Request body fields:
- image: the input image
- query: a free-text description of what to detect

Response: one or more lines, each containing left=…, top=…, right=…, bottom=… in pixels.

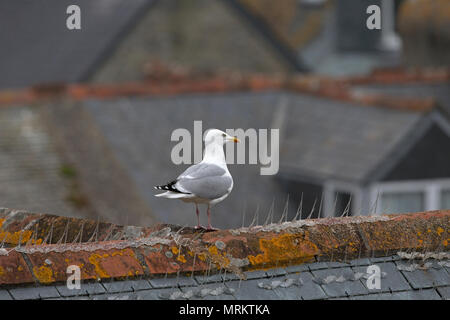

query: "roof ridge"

left=1, top=208, right=448, bottom=286
left=1, top=67, right=447, bottom=112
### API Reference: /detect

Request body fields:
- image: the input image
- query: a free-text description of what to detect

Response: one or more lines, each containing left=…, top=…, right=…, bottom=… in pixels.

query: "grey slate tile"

left=221, top=271, right=240, bottom=282
left=350, top=293, right=386, bottom=300
left=134, top=287, right=183, bottom=300
left=8, top=288, right=40, bottom=300
left=305, top=262, right=329, bottom=271
left=327, top=261, right=351, bottom=268
left=129, top=279, right=152, bottom=291
left=437, top=286, right=450, bottom=299
left=99, top=279, right=151, bottom=294
left=394, top=289, right=442, bottom=300
left=195, top=273, right=224, bottom=284
left=312, top=267, right=369, bottom=298
left=182, top=283, right=236, bottom=300
left=225, top=279, right=280, bottom=300
left=265, top=267, right=287, bottom=277
left=196, top=271, right=240, bottom=284
left=0, top=290, right=13, bottom=300
left=349, top=258, right=371, bottom=267
left=271, top=278, right=305, bottom=300
left=284, top=264, right=310, bottom=274
left=295, top=272, right=327, bottom=300
left=400, top=267, right=450, bottom=289
left=92, top=293, right=139, bottom=300
left=55, top=282, right=106, bottom=297
left=102, top=280, right=134, bottom=293
left=8, top=286, right=60, bottom=300
left=370, top=256, right=395, bottom=263
left=243, top=270, right=269, bottom=280
left=149, top=276, right=197, bottom=289
left=353, top=262, right=411, bottom=293
left=350, top=289, right=442, bottom=300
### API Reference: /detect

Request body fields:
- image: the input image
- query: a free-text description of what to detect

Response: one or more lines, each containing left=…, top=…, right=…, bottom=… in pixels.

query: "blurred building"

left=0, top=0, right=449, bottom=228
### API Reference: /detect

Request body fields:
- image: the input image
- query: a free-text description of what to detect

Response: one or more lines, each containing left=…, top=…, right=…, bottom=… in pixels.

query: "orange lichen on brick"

left=88, top=253, right=111, bottom=278
left=0, top=229, right=33, bottom=245
left=177, top=255, right=187, bottom=263
left=197, top=253, right=207, bottom=261
left=247, top=233, right=318, bottom=269
left=32, top=265, right=54, bottom=284
left=437, top=227, right=444, bottom=236
left=86, top=249, right=142, bottom=279
left=171, top=247, right=179, bottom=255
left=0, top=266, right=4, bottom=277
left=31, top=238, right=43, bottom=245
left=208, top=245, right=219, bottom=256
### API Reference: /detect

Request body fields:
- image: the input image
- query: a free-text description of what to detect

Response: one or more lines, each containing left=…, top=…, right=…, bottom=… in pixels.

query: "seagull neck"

left=203, top=143, right=227, bottom=166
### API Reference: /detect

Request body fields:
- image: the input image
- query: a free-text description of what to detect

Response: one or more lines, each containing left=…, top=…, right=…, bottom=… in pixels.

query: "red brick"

left=0, top=251, right=34, bottom=285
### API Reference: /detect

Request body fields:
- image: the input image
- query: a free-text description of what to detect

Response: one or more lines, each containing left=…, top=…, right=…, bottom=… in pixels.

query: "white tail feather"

left=155, top=191, right=189, bottom=199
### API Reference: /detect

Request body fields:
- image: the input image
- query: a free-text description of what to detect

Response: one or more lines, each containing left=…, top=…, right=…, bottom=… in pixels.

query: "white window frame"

left=369, top=178, right=450, bottom=214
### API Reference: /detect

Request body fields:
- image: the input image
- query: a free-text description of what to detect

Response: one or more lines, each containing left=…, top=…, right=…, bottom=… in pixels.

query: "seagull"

left=154, top=129, right=239, bottom=231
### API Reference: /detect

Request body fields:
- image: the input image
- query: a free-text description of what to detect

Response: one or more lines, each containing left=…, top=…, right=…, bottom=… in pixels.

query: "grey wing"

left=175, top=163, right=232, bottom=200
left=177, top=163, right=225, bottom=180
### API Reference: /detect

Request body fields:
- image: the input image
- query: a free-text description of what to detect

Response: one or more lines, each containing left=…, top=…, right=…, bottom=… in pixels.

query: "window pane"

left=380, top=192, right=424, bottom=214
left=442, top=190, right=450, bottom=209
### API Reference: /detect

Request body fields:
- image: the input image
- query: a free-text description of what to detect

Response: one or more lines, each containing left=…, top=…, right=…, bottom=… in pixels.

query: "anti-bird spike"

left=293, top=193, right=303, bottom=221
left=306, top=197, right=317, bottom=219
left=241, top=200, right=247, bottom=229
left=263, top=198, right=275, bottom=226
left=249, top=204, right=260, bottom=228
left=317, top=194, right=324, bottom=219
left=278, top=194, right=289, bottom=224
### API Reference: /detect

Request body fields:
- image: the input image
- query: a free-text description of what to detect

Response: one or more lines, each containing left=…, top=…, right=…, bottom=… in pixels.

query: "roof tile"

left=0, top=289, right=13, bottom=300
left=0, top=251, right=34, bottom=285
left=295, top=272, right=328, bottom=300
left=55, top=282, right=106, bottom=297
left=311, top=267, right=369, bottom=298
left=8, top=286, right=60, bottom=300
left=352, top=262, right=411, bottom=293
left=399, top=266, right=450, bottom=289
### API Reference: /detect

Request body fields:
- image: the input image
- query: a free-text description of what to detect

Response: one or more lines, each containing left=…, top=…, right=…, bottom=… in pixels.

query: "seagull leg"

left=206, top=204, right=218, bottom=231
left=194, top=204, right=206, bottom=230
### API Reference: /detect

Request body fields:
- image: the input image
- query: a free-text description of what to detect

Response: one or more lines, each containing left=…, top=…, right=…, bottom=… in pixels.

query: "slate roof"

left=78, top=90, right=425, bottom=226
left=0, top=0, right=151, bottom=89
left=1, top=254, right=449, bottom=300
left=351, top=82, right=450, bottom=118
left=280, top=93, right=422, bottom=182
left=0, top=209, right=449, bottom=300
left=0, top=105, right=86, bottom=217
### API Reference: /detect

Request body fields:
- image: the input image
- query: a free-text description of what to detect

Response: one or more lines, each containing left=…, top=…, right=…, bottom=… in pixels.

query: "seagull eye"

left=222, top=133, right=226, bottom=137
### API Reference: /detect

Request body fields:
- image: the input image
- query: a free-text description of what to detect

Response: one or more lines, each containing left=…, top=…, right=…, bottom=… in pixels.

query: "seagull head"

left=204, top=129, right=239, bottom=146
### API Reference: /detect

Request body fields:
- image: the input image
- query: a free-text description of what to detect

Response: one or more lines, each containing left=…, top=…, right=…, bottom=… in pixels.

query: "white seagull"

left=154, top=129, right=239, bottom=230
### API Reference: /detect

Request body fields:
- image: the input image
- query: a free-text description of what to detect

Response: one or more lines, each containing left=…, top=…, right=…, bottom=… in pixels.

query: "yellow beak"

left=232, top=136, right=240, bottom=143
